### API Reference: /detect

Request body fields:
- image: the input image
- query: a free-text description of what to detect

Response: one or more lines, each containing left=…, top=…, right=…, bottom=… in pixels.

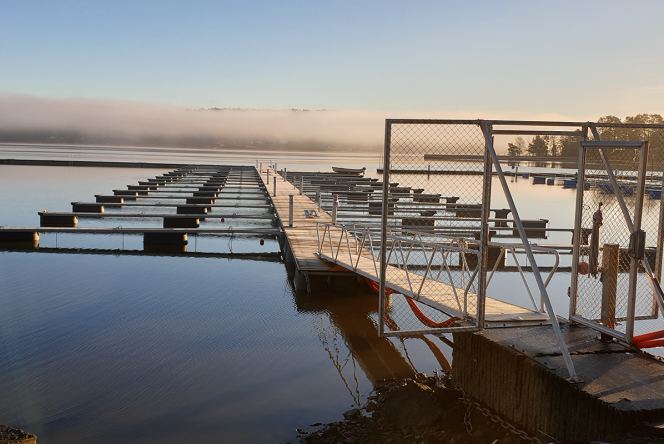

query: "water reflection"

left=296, top=290, right=415, bottom=386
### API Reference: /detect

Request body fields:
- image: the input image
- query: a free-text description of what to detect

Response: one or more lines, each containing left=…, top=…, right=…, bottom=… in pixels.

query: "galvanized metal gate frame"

left=569, top=129, right=664, bottom=343
left=379, top=119, right=581, bottom=380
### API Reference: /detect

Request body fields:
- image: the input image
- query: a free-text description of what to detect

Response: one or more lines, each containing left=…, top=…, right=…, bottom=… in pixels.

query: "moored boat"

left=332, top=166, right=366, bottom=175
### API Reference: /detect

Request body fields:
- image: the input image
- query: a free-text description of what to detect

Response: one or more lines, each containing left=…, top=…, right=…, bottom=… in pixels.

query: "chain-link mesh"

left=593, top=123, right=664, bottom=281
left=574, top=133, right=663, bottom=339
left=380, top=121, right=488, bottom=335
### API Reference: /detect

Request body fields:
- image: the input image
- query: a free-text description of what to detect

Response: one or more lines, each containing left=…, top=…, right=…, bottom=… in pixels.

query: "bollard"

left=300, top=176, right=304, bottom=195
left=332, top=195, right=338, bottom=225
left=289, top=194, right=294, bottom=227
left=273, top=177, right=277, bottom=196
left=316, top=191, right=321, bottom=210
left=267, top=170, right=270, bottom=185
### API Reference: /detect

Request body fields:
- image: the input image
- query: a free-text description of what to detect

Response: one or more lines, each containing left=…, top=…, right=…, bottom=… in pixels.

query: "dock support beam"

left=72, top=203, right=104, bottom=213
left=40, top=213, right=78, bottom=227
left=163, top=217, right=199, bottom=228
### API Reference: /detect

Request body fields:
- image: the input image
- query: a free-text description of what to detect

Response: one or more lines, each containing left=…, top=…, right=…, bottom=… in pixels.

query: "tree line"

left=507, top=114, right=664, bottom=158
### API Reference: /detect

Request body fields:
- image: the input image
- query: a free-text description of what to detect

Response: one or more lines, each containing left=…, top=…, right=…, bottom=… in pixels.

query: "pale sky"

left=1, top=0, right=663, bottom=120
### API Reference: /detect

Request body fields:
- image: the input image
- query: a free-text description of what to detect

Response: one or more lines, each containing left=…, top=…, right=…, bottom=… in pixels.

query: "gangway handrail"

left=315, top=223, right=480, bottom=312
left=319, top=222, right=562, bottom=316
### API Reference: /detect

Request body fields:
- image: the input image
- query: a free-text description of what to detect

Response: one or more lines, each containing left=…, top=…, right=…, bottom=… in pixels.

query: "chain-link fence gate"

left=377, top=120, right=492, bottom=337
left=570, top=130, right=664, bottom=343
left=375, top=118, right=575, bottom=379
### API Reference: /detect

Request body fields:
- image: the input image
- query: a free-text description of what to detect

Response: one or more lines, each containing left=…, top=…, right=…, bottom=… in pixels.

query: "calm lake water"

left=0, top=146, right=660, bottom=443
left=0, top=158, right=443, bottom=444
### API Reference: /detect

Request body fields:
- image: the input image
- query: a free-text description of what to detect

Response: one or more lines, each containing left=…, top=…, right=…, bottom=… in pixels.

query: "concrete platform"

left=452, top=324, right=664, bottom=442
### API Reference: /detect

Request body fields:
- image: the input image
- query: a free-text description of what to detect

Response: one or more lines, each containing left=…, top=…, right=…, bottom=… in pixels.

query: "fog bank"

left=0, top=94, right=575, bottom=151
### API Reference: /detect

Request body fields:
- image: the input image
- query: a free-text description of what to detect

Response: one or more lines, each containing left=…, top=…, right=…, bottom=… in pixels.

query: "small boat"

left=332, top=166, right=366, bottom=175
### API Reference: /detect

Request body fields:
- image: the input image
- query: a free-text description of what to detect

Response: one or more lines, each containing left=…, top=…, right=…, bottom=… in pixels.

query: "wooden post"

left=601, top=243, right=619, bottom=340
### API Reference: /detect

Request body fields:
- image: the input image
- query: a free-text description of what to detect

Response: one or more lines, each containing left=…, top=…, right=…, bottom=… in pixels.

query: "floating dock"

left=0, top=165, right=281, bottom=252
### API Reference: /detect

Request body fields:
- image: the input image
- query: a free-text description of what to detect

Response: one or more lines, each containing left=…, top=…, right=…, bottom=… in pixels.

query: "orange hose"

left=634, top=338, right=664, bottom=349
left=404, top=297, right=459, bottom=329
left=363, top=277, right=398, bottom=294
left=633, top=330, right=664, bottom=345
left=364, top=277, right=458, bottom=328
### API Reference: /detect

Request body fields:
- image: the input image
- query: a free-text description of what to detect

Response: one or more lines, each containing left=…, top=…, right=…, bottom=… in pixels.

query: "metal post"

left=332, top=194, right=338, bottom=225
left=569, top=126, right=588, bottom=320
left=284, top=168, right=287, bottom=182
left=316, top=191, right=321, bottom=210
left=379, top=120, right=392, bottom=337
left=273, top=177, right=277, bottom=197
left=267, top=170, right=270, bottom=185
left=275, top=163, right=277, bottom=173
left=260, top=162, right=262, bottom=173
left=300, top=176, right=304, bottom=195
left=289, top=194, right=294, bottom=227
left=476, top=131, right=494, bottom=329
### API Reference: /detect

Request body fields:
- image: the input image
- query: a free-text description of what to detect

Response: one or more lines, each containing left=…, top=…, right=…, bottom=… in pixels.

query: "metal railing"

left=316, top=223, right=563, bottom=334
left=316, top=222, right=480, bottom=324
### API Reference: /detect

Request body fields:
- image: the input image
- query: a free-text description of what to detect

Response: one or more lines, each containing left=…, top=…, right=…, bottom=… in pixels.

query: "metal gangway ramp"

left=316, top=223, right=551, bottom=329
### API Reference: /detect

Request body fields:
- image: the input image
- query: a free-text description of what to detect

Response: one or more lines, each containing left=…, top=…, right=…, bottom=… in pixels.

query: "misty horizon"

left=0, top=93, right=591, bottom=154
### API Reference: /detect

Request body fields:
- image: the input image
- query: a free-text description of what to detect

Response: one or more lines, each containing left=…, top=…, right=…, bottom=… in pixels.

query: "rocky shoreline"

left=291, top=373, right=661, bottom=444
left=292, top=373, right=527, bottom=444
left=0, top=425, right=36, bottom=444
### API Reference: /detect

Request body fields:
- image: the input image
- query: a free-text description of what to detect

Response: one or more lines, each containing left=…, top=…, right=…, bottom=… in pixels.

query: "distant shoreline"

left=0, top=158, right=187, bottom=168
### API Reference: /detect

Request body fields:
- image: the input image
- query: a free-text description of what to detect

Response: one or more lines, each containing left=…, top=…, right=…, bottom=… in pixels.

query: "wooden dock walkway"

left=257, top=167, right=355, bottom=285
